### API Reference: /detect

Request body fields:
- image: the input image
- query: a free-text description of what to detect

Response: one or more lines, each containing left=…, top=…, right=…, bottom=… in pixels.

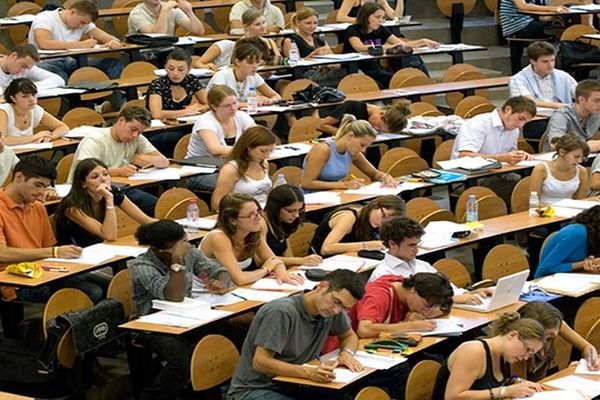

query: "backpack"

left=126, top=33, right=179, bottom=47
left=292, top=84, right=346, bottom=104
left=558, top=40, right=600, bottom=69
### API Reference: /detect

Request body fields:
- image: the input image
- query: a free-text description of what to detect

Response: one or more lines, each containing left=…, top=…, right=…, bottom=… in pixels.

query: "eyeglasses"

left=238, top=209, right=264, bottom=219
left=519, top=337, right=537, bottom=356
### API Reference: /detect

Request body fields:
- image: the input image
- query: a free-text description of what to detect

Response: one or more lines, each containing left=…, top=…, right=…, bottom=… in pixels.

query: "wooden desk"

left=0, top=392, right=34, bottom=400
left=9, top=138, right=78, bottom=156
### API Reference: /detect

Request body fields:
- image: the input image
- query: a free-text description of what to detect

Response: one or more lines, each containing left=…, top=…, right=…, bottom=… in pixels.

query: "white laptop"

left=453, top=270, right=529, bottom=313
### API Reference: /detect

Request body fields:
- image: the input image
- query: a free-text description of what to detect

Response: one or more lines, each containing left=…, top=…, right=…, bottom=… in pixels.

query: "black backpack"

left=126, top=33, right=178, bottom=47
left=292, top=84, right=346, bottom=104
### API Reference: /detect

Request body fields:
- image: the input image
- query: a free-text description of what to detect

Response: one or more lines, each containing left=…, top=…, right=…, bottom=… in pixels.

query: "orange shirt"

left=0, top=189, right=55, bottom=265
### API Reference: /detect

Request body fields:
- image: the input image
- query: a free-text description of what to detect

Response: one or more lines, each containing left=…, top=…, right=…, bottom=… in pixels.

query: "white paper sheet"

left=138, top=309, right=233, bottom=327
left=344, top=182, right=403, bottom=196
left=332, top=368, right=367, bottom=383
left=128, top=167, right=181, bottom=181
left=437, top=157, right=497, bottom=170
left=424, top=221, right=471, bottom=234
left=54, top=184, right=72, bottom=198
left=575, top=359, right=600, bottom=375
left=553, top=199, right=600, bottom=210
left=152, top=297, right=211, bottom=316
left=0, top=14, right=36, bottom=24
left=154, top=68, right=213, bottom=77
left=180, top=165, right=218, bottom=175
left=250, top=271, right=317, bottom=291
left=269, top=143, right=313, bottom=159
left=419, top=232, right=456, bottom=250
left=353, top=351, right=407, bottom=370
left=176, top=217, right=217, bottom=230
left=543, top=375, right=600, bottom=397
left=230, top=288, right=290, bottom=302
left=64, top=125, right=106, bottom=138
left=8, top=142, right=53, bottom=150
left=411, top=318, right=465, bottom=336
left=303, top=191, right=341, bottom=205
left=44, top=243, right=114, bottom=265
left=516, top=391, right=586, bottom=400
left=191, top=292, right=242, bottom=307
left=552, top=207, right=583, bottom=218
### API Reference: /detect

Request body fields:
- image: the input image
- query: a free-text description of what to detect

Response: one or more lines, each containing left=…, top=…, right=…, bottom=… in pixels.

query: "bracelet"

left=340, top=348, right=356, bottom=356
left=52, top=246, right=58, bottom=258
left=106, top=206, right=115, bottom=210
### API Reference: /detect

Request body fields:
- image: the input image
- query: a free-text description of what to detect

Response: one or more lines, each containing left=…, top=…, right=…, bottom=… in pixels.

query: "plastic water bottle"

left=186, top=199, right=199, bottom=223
left=465, top=194, right=478, bottom=224
left=288, top=40, right=300, bottom=66
left=529, top=191, right=540, bottom=216
left=247, top=86, right=258, bottom=114
left=273, top=174, right=287, bottom=187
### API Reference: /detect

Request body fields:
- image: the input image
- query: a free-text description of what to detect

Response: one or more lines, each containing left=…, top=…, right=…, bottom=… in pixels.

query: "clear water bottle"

left=186, top=199, right=199, bottom=223
left=273, top=174, right=287, bottom=187
left=529, top=191, right=539, bottom=216
left=247, top=86, right=258, bottom=114
left=288, top=40, right=300, bottom=66
left=465, top=194, right=478, bottom=224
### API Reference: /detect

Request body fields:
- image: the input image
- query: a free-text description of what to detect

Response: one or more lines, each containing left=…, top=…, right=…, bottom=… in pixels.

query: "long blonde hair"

left=335, top=114, right=378, bottom=140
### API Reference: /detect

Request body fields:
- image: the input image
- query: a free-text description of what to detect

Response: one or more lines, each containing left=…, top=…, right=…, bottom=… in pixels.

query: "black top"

left=432, top=340, right=511, bottom=400
left=289, top=33, right=325, bottom=58
left=310, top=208, right=359, bottom=256
left=343, top=24, right=392, bottom=72
left=266, top=227, right=288, bottom=256
left=320, top=100, right=369, bottom=121
left=56, top=191, right=126, bottom=247
left=147, top=75, right=204, bottom=110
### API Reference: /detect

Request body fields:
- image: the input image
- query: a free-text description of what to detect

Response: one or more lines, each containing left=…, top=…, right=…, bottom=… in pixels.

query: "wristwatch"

left=170, top=263, right=185, bottom=272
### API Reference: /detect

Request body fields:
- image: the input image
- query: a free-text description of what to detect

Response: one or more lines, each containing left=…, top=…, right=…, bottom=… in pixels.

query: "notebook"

left=453, top=270, right=528, bottom=313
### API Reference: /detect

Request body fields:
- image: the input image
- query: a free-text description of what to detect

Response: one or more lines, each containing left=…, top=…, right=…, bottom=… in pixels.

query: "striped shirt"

left=499, top=0, right=549, bottom=37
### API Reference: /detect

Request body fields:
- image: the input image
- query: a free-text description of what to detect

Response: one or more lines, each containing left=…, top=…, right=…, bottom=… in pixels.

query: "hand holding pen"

left=585, top=345, right=600, bottom=370
left=307, top=354, right=337, bottom=383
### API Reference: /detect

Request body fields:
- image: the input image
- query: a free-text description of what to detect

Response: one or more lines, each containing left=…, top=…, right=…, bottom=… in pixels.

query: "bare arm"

left=211, top=163, right=238, bottom=210
left=317, top=117, right=341, bottom=136
left=529, top=163, right=546, bottom=202
left=257, top=83, right=282, bottom=104
left=253, top=346, right=326, bottom=381
left=66, top=207, right=118, bottom=241
left=458, top=149, right=531, bottom=165
left=194, top=44, right=221, bottom=70
left=301, top=143, right=346, bottom=190
left=119, top=196, right=156, bottom=225
left=197, top=129, right=232, bottom=156
left=337, top=0, right=357, bottom=23
left=88, top=27, right=122, bottom=47
left=138, top=1, right=178, bottom=33
left=573, top=166, right=589, bottom=200
left=33, top=28, right=95, bottom=50
left=176, top=0, right=205, bottom=35
left=39, top=111, right=69, bottom=139
left=352, top=152, right=380, bottom=180
left=357, top=319, right=437, bottom=338
left=320, top=210, right=384, bottom=255
left=131, top=151, right=169, bottom=169
left=591, top=171, right=600, bottom=191
left=378, top=0, right=397, bottom=19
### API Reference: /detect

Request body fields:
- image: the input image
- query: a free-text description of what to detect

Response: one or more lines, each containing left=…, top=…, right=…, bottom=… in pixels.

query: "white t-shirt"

left=0, top=62, right=65, bottom=90
left=0, top=104, right=44, bottom=137
left=187, top=110, right=255, bottom=158
left=207, top=67, right=265, bottom=102
left=229, top=0, right=284, bottom=35
left=0, top=147, right=19, bottom=186
left=67, top=127, right=157, bottom=183
left=127, top=2, right=189, bottom=35
left=213, top=40, right=235, bottom=68
left=227, top=160, right=272, bottom=208
left=28, top=9, right=96, bottom=49
left=451, top=109, right=518, bottom=159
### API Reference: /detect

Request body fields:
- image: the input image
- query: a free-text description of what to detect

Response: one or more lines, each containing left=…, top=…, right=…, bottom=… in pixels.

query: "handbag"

left=367, top=46, right=384, bottom=56
left=292, top=84, right=346, bottom=104
left=126, top=33, right=178, bottom=47
left=558, top=40, right=600, bottom=68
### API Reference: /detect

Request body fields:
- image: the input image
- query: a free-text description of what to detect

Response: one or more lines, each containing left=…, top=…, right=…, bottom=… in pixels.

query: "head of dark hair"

left=118, top=105, right=152, bottom=127
left=576, top=79, right=600, bottom=101
left=575, top=205, right=600, bottom=256
left=216, top=194, right=261, bottom=259
left=233, top=41, right=264, bottom=65
left=490, top=312, right=546, bottom=343
left=11, top=44, right=39, bottom=62
left=135, top=220, right=186, bottom=250
left=382, top=100, right=410, bottom=133
left=518, top=301, right=563, bottom=331
left=68, top=0, right=99, bottom=21
left=323, top=269, right=365, bottom=300
left=5, top=78, right=37, bottom=104
left=379, top=216, right=425, bottom=248
left=356, top=2, right=385, bottom=32
left=354, top=195, right=405, bottom=240
left=264, top=184, right=305, bottom=241
left=13, top=154, right=56, bottom=181
left=55, top=158, right=108, bottom=231
left=526, top=41, right=556, bottom=61
left=227, top=126, right=277, bottom=178
left=402, top=272, right=454, bottom=313
left=166, top=47, right=192, bottom=67
left=501, top=96, right=536, bottom=117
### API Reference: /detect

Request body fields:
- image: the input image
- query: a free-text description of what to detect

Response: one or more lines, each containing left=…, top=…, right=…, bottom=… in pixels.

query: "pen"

left=350, top=174, right=359, bottom=180
left=314, top=354, right=323, bottom=365
left=285, top=145, right=300, bottom=151
left=42, top=266, right=69, bottom=273
left=230, top=292, right=248, bottom=301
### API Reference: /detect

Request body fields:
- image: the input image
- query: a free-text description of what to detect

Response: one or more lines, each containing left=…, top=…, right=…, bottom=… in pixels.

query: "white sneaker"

left=94, top=100, right=112, bottom=114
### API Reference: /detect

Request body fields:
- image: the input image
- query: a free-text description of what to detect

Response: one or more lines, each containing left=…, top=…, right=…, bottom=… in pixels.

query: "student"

left=0, top=138, right=19, bottom=186
left=207, top=42, right=282, bottom=106
left=517, top=301, right=599, bottom=381
left=261, top=184, right=323, bottom=266
left=68, top=106, right=169, bottom=216
left=310, top=195, right=405, bottom=256
left=200, top=193, right=303, bottom=286
left=337, top=0, right=403, bottom=23
left=302, top=115, right=398, bottom=191
left=28, top=0, right=124, bottom=83
left=227, top=269, right=364, bottom=400
left=127, top=0, right=205, bottom=36
left=535, top=205, right=600, bottom=278
left=0, top=78, right=68, bottom=146
left=499, top=0, right=568, bottom=38
left=0, top=43, right=64, bottom=90
left=0, top=155, right=82, bottom=337
left=55, top=158, right=155, bottom=247
left=545, top=79, right=600, bottom=152
left=211, top=126, right=275, bottom=210
left=229, top=0, right=284, bottom=35
left=343, top=3, right=438, bottom=89
left=147, top=48, right=207, bottom=120
left=530, top=134, right=589, bottom=206
left=433, top=312, right=545, bottom=400
left=130, top=220, right=230, bottom=400
left=317, top=99, right=410, bottom=135
left=369, top=216, right=493, bottom=304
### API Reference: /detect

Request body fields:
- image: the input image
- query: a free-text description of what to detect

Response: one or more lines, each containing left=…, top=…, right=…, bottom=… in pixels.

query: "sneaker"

left=94, top=100, right=112, bottom=114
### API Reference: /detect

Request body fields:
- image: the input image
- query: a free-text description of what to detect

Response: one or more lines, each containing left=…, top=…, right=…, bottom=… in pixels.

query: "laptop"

left=453, top=270, right=529, bottom=313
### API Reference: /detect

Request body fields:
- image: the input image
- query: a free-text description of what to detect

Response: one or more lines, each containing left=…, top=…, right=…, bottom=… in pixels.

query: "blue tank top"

left=312, top=138, right=352, bottom=182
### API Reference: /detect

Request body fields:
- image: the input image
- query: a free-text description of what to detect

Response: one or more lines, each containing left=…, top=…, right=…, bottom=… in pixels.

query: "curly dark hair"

left=575, top=205, right=600, bottom=256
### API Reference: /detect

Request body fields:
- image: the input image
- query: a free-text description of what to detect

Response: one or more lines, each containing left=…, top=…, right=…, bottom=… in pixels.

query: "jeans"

left=138, top=333, right=192, bottom=400
left=63, top=272, right=110, bottom=304
left=186, top=172, right=218, bottom=191
left=126, top=188, right=158, bottom=217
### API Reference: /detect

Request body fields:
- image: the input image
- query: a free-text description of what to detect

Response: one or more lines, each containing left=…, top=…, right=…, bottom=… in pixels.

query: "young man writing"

left=0, top=44, right=64, bottom=90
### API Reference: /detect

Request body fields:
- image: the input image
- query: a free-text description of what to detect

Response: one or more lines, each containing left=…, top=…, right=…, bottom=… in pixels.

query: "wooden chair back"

left=454, top=95, right=494, bottom=117
left=517, top=137, right=535, bottom=154
left=338, top=73, right=379, bottom=94
left=420, top=209, right=456, bottom=226
left=560, top=24, right=598, bottom=41
left=378, top=147, right=419, bottom=172
left=173, top=133, right=192, bottom=160
left=289, top=222, right=318, bottom=257
left=43, top=288, right=93, bottom=338
left=406, top=197, right=441, bottom=221
left=443, top=64, right=487, bottom=109
left=354, top=386, right=391, bottom=400
left=38, top=98, right=61, bottom=118
left=386, top=155, right=429, bottom=177
left=586, top=319, right=600, bottom=351
left=120, top=99, right=146, bottom=113
left=112, top=0, right=141, bottom=39
left=190, top=334, right=240, bottom=391
left=117, top=208, right=141, bottom=238
left=120, top=61, right=158, bottom=95
left=289, top=116, right=321, bottom=143
left=107, top=269, right=132, bottom=318
left=325, top=10, right=339, bottom=24
left=68, top=67, right=112, bottom=102
left=432, top=139, right=455, bottom=168
left=463, top=103, right=496, bottom=119
left=455, top=186, right=496, bottom=222
left=475, top=195, right=508, bottom=222
left=553, top=334, right=574, bottom=371
left=155, top=187, right=204, bottom=219
left=574, top=297, right=600, bottom=337
left=481, top=244, right=529, bottom=282
left=7, top=2, right=42, bottom=45
left=164, top=198, right=210, bottom=220
left=390, top=70, right=435, bottom=103
left=433, top=258, right=471, bottom=288
left=62, top=107, right=105, bottom=129
left=281, top=79, right=315, bottom=100
left=510, top=176, right=532, bottom=213
left=409, top=102, right=443, bottom=117
left=405, top=359, right=441, bottom=400
left=436, top=0, right=476, bottom=17
left=389, top=68, right=428, bottom=89
left=272, top=166, right=303, bottom=186
left=55, top=153, right=74, bottom=184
